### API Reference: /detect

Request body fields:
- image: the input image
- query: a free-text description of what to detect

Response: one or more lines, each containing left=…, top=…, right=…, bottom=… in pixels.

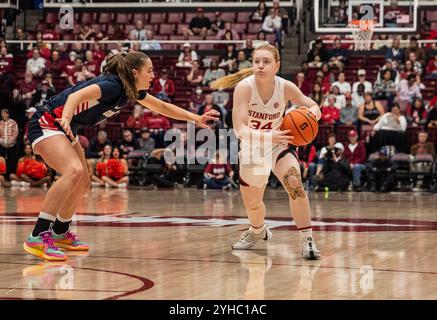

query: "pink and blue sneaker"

left=52, top=230, right=89, bottom=251
left=23, top=231, right=67, bottom=261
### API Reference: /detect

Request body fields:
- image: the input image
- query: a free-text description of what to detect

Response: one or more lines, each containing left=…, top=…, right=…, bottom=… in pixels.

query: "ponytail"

left=210, top=44, right=279, bottom=90
left=210, top=67, right=253, bottom=90
left=103, top=52, right=149, bottom=100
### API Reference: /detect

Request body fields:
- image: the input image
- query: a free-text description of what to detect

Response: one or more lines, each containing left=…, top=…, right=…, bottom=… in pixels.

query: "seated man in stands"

left=343, top=130, right=367, bottom=191
left=118, top=129, right=140, bottom=159
left=327, top=38, right=348, bottom=70
left=203, top=151, right=234, bottom=190
left=410, top=131, right=435, bottom=190
left=184, top=7, right=211, bottom=39
left=136, top=127, right=156, bottom=156
left=366, top=148, right=397, bottom=192
left=86, top=130, right=112, bottom=159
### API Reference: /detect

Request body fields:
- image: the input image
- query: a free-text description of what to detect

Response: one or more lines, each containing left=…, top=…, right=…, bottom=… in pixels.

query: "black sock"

left=52, top=218, right=71, bottom=235
left=32, top=217, right=54, bottom=237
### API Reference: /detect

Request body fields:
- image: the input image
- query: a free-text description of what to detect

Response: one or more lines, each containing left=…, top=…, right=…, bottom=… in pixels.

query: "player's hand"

left=271, top=129, right=295, bottom=145
left=299, top=106, right=319, bottom=120
left=55, top=117, right=75, bottom=141
left=196, top=110, right=220, bottom=129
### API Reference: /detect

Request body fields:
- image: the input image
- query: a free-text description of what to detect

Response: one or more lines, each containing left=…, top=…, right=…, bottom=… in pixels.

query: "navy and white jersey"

left=36, top=74, right=139, bottom=133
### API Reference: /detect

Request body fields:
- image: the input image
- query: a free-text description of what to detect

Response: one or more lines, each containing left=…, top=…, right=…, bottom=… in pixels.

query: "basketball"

left=281, top=108, right=319, bottom=147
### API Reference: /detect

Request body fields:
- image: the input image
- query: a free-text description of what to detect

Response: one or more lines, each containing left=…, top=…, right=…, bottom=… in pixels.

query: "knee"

left=245, top=202, right=263, bottom=213
left=68, top=164, right=84, bottom=183
left=283, top=168, right=306, bottom=199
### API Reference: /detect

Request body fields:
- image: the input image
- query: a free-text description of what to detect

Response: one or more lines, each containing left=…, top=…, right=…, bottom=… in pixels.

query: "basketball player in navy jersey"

left=24, top=52, right=219, bottom=261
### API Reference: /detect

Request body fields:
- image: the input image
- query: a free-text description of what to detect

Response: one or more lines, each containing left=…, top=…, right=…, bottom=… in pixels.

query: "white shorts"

left=238, top=143, right=298, bottom=188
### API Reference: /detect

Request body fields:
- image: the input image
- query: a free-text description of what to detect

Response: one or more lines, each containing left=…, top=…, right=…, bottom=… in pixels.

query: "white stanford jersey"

left=242, top=75, right=286, bottom=131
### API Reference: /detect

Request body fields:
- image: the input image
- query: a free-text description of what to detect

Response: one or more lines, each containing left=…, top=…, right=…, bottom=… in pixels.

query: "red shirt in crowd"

left=426, top=59, right=436, bottom=74
left=46, top=59, right=64, bottom=76
left=126, top=116, right=147, bottom=130
left=0, top=54, right=13, bottom=74
left=321, top=105, right=340, bottom=124
left=84, top=59, right=100, bottom=76
left=343, top=141, right=366, bottom=165
left=63, top=61, right=75, bottom=75
left=152, top=78, right=176, bottom=98
left=15, top=79, right=37, bottom=94
left=296, top=81, right=312, bottom=96
left=93, top=50, right=106, bottom=65
left=204, top=163, right=233, bottom=176
left=42, top=29, right=60, bottom=41
left=144, top=114, right=171, bottom=130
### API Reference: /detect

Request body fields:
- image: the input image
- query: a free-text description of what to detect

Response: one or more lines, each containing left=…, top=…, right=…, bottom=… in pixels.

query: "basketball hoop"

left=349, top=20, right=374, bottom=51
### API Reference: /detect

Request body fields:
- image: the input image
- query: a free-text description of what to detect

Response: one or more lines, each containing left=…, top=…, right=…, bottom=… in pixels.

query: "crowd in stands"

left=299, top=30, right=437, bottom=192
left=0, top=2, right=436, bottom=193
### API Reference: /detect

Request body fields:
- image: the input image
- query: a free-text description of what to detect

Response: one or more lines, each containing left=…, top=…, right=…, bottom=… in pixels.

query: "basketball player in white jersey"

left=211, top=44, right=321, bottom=259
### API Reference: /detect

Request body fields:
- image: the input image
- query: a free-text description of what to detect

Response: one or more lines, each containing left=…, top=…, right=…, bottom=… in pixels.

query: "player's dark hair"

left=104, top=52, right=150, bottom=100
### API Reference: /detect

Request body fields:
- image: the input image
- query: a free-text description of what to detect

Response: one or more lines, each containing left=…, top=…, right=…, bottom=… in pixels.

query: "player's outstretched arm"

left=137, top=94, right=219, bottom=129
left=284, top=81, right=321, bottom=120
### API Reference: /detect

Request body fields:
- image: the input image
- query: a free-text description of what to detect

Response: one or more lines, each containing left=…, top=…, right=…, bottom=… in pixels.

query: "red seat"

left=91, top=24, right=103, bottom=33
left=335, top=125, right=356, bottom=146
left=81, top=12, right=94, bottom=24
left=185, top=13, right=197, bottom=24
left=154, top=35, right=168, bottom=41
left=233, top=23, right=247, bottom=34
left=167, top=13, right=182, bottom=24
left=266, top=33, right=276, bottom=44
left=177, top=24, right=189, bottom=35
left=161, top=44, right=178, bottom=50
left=150, top=13, right=165, bottom=24
left=132, top=13, right=147, bottom=24
left=221, top=12, right=236, bottom=22
left=159, top=24, right=175, bottom=35
left=248, top=22, right=262, bottom=34
left=61, top=33, right=75, bottom=41
left=314, top=124, right=334, bottom=147
left=197, top=43, right=214, bottom=50
left=125, top=24, right=136, bottom=35
left=237, top=12, right=252, bottom=23
left=98, top=13, right=112, bottom=24
left=73, top=24, right=81, bottom=34
left=116, top=13, right=131, bottom=24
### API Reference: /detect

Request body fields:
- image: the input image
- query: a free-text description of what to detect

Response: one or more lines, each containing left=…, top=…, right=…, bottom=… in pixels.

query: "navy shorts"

left=28, top=106, right=77, bottom=153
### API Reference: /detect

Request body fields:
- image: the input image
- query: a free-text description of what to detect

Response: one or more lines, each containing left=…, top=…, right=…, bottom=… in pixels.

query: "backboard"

left=314, top=0, right=419, bottom=33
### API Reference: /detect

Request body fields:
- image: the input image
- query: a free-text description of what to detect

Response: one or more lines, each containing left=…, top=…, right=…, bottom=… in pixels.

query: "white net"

left=350, top=20, right=374, bottom=51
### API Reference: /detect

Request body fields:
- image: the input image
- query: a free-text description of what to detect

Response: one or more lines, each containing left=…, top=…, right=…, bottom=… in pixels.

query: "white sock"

left=56, top=215, right=72, bottom=223
left=249, top=224, right=266, bottom=235
left=39, top=211, right=56, bottom=222
left=299, top=228, right=313, bottom=241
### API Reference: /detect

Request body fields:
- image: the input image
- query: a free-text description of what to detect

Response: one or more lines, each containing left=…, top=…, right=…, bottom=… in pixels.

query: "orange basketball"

left=280, top=108, right=319, bottom=146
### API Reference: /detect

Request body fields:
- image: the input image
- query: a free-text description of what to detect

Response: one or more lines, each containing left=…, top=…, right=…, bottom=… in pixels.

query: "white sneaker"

left=91, top=181, right=100, bottom=187
left=11, top=181, right=20, bottom=186
left=118, top=183, right=127, bottom=188
left=20, top=181, right=31, bottom=187
left=302, top=237, right=321, bottom=260
left=232, top=226, right=272, bottom=250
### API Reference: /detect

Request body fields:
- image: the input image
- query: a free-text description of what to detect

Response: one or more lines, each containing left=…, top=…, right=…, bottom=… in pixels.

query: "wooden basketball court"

left=1, top=187, right=437, bottom=300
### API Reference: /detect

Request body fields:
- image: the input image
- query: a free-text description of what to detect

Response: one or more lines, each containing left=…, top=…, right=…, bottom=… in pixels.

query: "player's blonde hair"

left=104, top=52, right=150, bottom=100
left=210, top=44, right=280, bottom=90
